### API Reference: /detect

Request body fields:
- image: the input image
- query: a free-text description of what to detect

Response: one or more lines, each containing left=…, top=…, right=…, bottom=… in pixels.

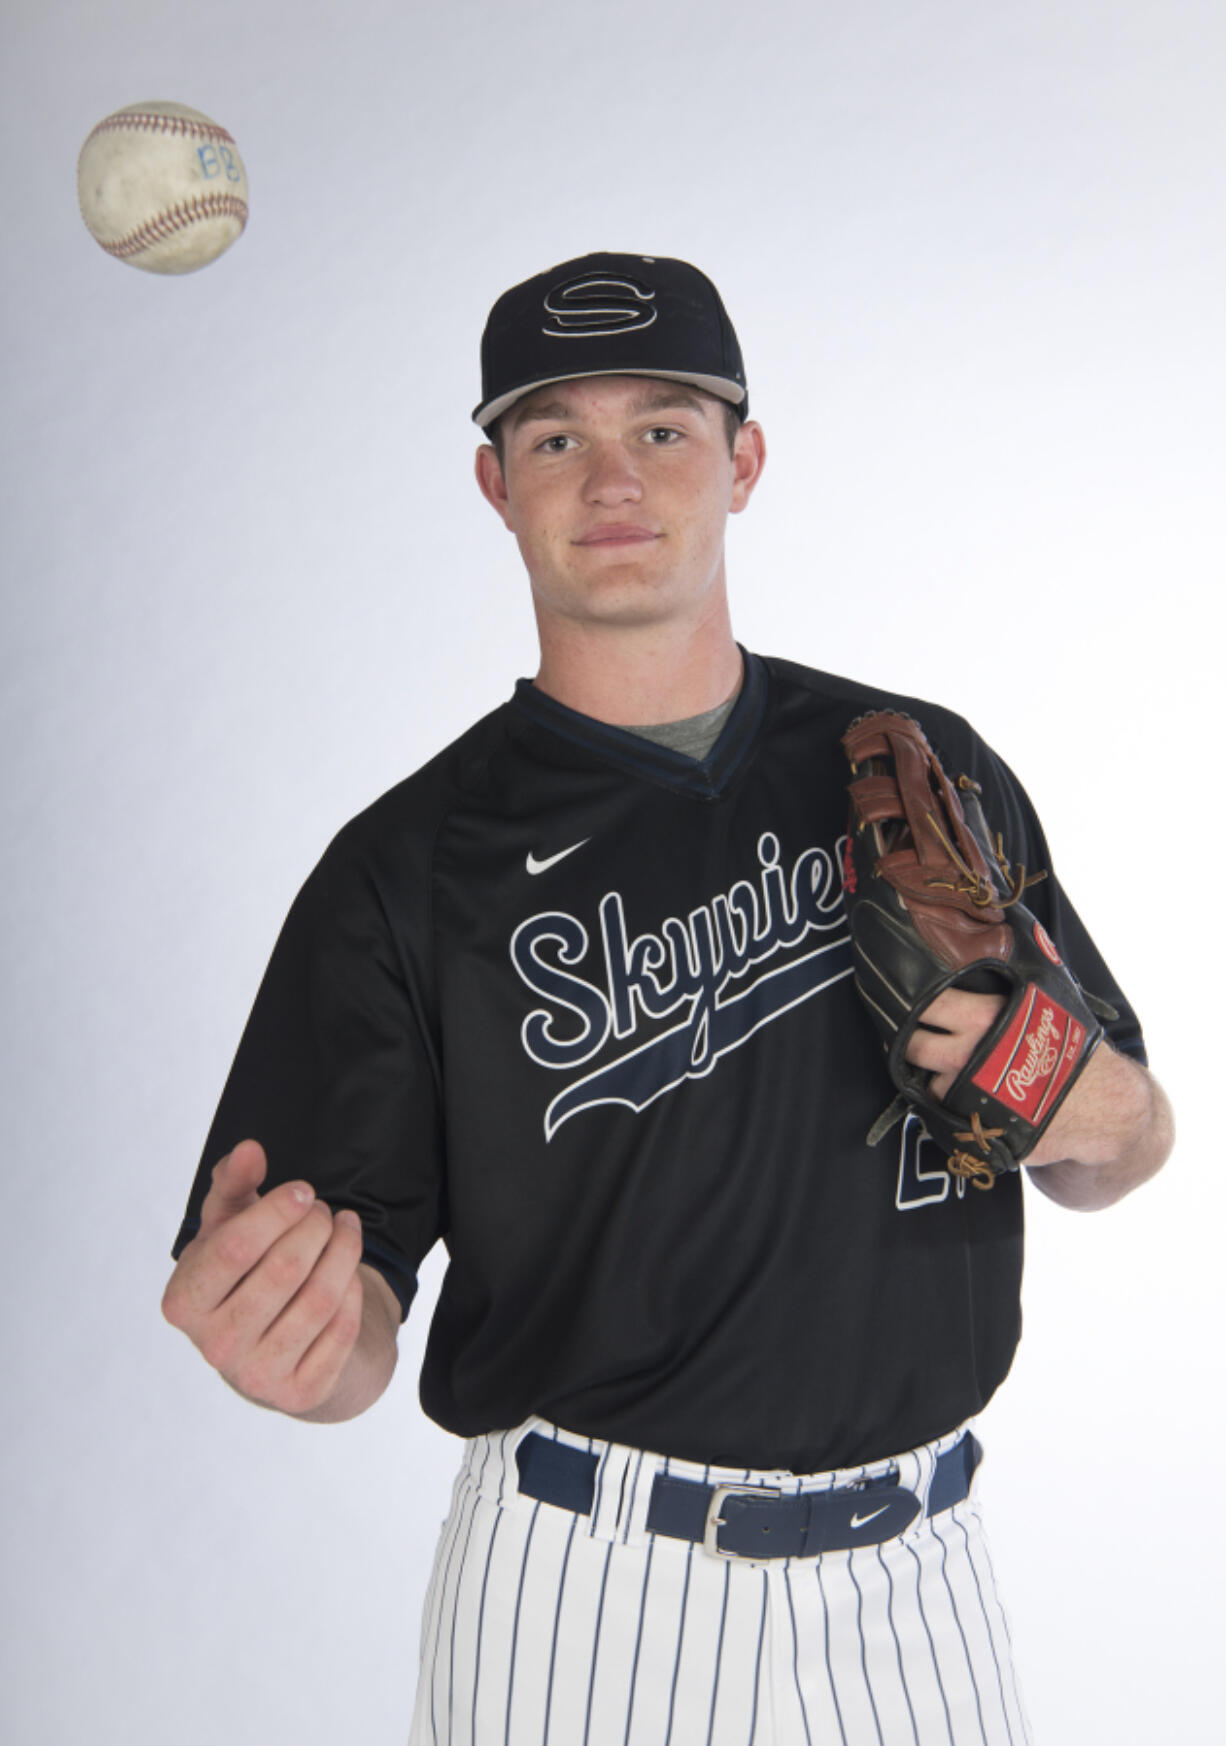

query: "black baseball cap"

left=473, top=251, right=748, bottom=428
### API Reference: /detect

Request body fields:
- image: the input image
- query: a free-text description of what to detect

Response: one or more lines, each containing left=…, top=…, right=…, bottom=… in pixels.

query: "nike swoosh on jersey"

left=849, top=1504, right=893, bottom=1529
left=526, top=840, right=590, bottom=876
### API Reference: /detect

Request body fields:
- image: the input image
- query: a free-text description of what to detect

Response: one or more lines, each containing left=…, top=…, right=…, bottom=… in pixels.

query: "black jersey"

left=173, top=652, right=1144, bottom=1472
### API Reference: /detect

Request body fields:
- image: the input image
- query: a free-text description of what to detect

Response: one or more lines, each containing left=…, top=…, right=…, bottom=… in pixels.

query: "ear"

left=729, top=420, right=766, bottom=515
left=475, top=443, right=515, bottom=530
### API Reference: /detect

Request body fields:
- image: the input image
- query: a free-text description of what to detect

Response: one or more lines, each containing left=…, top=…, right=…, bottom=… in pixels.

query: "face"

left=475, top=376, right=765, bottom=637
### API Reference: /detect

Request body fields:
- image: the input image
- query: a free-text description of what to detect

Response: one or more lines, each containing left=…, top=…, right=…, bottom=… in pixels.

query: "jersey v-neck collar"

left=510, top=648, right=769, bottom=800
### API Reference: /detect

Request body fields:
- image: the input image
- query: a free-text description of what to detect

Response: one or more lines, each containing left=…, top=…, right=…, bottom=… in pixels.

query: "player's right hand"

left=161, top=1139, right=366, bottom=1416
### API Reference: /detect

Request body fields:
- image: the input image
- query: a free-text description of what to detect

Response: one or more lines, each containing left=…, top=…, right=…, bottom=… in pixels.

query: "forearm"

left=1024, top=1045, right=1175, bottom=1211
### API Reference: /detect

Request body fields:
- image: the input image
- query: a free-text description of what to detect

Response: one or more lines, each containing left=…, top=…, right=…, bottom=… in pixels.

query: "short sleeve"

left=965, top=737, right=1147, bottom=1068
left=170, top=834, right=445, bottom=1321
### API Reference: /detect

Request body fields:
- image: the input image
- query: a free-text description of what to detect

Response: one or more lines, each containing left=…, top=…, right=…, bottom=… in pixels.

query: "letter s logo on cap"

left=541, top=274, right=657, bottom=339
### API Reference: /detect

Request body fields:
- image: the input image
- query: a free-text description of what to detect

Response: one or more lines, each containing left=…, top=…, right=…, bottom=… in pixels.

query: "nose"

left=582, top=441, right=643, bottom=505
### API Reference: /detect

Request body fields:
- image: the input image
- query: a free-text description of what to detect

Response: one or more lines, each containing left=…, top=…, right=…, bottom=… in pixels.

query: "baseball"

left=77, top=101, right=248, bottom=275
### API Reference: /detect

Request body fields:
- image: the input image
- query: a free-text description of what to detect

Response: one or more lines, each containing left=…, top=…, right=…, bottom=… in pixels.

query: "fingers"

left=213, top=1207, right=366, bottom=1411
left=268, top=1249, right=366, bottom=1413
left=198, top=1139, right=269, bottom=1234
left=166, top=1172, right=321, bottom=1323
left=916, top=987, right=1005, bottom=1036
left=163, top=1131, right=373, bottom=1414
left=906, top=988, right=1006, bottom=1100
left=165, top=1197, right=366, bottom=1413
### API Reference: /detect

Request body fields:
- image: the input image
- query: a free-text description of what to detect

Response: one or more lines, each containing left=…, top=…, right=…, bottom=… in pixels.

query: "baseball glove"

left=840, top=711, right=1116, bottom=1188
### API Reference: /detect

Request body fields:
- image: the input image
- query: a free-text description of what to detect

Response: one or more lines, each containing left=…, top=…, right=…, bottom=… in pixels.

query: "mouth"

left=574, top=525, right=662, bottom=547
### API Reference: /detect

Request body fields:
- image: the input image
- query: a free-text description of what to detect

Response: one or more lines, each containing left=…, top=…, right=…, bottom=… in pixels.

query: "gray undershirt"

left=624, top=693, right=738, bottom=762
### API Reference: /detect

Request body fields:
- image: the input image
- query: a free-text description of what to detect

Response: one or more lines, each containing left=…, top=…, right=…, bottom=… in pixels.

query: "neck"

left=531, top=596, right=743, bottom=726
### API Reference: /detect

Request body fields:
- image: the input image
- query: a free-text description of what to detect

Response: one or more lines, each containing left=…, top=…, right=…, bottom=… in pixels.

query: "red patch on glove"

left=970, top=983, right=1087, bottom=1125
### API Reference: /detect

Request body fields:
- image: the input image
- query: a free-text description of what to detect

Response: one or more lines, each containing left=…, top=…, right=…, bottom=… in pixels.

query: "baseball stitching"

left=81, top=111, right=238, bottom=150
left=98, top=192, right=249, bottom=259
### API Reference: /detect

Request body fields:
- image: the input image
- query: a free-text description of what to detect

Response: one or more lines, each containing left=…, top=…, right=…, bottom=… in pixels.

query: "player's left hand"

left=904, top=988, right=1005, bottom=1101
left=906, top=993, right=1174, bottom=1203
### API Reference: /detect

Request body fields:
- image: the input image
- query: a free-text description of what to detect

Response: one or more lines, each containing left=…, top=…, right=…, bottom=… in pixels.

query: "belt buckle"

left=703, top=1483, right=782, bottom=1562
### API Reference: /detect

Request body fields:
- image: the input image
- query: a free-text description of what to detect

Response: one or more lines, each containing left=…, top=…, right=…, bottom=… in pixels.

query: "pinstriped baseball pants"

left=409, top=1417, right=1033, bottom=1746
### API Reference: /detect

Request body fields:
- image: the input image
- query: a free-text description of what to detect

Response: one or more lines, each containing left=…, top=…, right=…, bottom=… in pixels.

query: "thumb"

left=199, top=1139, right=268, bottom=1233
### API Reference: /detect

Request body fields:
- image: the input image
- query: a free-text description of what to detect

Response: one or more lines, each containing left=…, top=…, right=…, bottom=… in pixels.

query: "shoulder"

left=758, top=652, right=987, bottom=766
left=335, top=699, right=513, bottom=852
left=283, top=697, right=518, bottom=916
left=755, top=650, right=1036, bottom=840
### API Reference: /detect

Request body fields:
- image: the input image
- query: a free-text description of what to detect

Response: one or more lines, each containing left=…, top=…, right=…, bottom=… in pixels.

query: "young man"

left=164, top=253, right=1173, bottom=1744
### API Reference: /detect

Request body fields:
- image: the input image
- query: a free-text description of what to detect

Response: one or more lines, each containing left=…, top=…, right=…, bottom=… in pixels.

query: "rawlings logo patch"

left=971, top=984, right=1086, bottom=1124
left=1006, top=1005, right=1061, bottom=1100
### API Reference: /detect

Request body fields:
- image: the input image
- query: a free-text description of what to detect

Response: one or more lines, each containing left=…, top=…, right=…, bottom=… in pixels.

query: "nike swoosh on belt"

left=849, top=1504, right=894, bottom=1529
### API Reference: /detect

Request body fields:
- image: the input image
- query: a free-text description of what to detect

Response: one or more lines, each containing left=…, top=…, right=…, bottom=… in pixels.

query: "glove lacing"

left=921, top=808, right=1047, bottom=910
left=948, top=1111, right=1005, bottom=1191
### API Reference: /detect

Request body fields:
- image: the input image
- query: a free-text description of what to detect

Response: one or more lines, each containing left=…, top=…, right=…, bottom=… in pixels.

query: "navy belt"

left=515, top=1430, right=981, bottom=1562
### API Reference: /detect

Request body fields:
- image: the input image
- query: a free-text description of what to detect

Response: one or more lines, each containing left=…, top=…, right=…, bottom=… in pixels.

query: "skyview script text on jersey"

left=511, top=829, right=854, bottom=1139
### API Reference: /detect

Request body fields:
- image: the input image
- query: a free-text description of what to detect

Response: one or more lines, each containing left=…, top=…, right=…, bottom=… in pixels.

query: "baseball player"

left=163, top=253, right=1174, bottom=1745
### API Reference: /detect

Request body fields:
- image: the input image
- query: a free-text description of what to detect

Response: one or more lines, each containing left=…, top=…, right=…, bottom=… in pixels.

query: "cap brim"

left=472, top=368, right=747, bottom=429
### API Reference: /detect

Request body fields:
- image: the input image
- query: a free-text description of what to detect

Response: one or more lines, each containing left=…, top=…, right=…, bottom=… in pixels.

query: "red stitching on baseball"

left=101, top=192, right=249, bottom=258
left=82, top=113, right=237, bottom=149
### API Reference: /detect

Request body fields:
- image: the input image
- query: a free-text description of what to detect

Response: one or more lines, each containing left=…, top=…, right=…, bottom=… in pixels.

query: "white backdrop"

left=3, top=2, right=1222, bottom=1741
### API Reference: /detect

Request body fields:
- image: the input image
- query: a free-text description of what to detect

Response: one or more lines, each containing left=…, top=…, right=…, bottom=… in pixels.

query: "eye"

left=537, top=433, right=576, bottom=454
left=643, top=426, right=682, bottom=445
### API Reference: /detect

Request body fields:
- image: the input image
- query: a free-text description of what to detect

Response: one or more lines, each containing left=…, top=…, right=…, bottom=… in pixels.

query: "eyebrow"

left=508, top=385, right=712, bottom=431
